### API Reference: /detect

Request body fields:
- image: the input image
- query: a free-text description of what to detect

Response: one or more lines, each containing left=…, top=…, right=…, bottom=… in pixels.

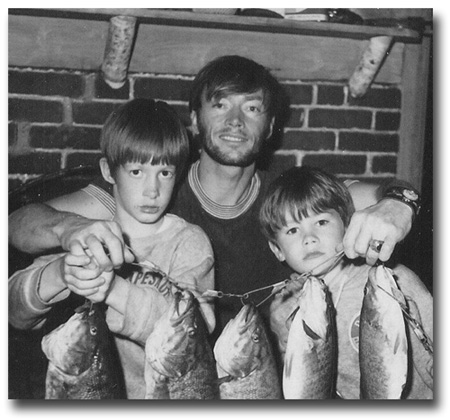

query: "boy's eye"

left=247, top=105, right=261, bottom=113
left=317, top=219, right=329, bottom=226
left=160, top=170, right=174, bottom=179
left=130, top=169, right=142, bottom=177
left=286, top=227, right=299, bottom=235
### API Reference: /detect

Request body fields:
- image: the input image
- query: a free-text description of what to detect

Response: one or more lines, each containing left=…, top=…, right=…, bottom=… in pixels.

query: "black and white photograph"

left=6, top=5, right=438, bottom=413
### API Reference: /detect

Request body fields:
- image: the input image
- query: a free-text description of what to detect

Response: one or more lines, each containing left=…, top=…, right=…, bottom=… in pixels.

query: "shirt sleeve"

left=8, top=253, right=70, bottom=330
left=106, top=223, right=215, bottom=345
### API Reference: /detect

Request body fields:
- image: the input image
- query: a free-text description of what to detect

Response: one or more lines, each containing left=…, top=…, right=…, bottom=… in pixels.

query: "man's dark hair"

left=189, top=55, right=288, bottom=126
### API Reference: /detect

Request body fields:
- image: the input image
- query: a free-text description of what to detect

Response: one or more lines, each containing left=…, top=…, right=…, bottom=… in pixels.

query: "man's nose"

left=226, top=107, right=244, bottom=127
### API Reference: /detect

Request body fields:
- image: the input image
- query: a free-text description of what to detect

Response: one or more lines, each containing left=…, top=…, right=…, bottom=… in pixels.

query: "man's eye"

left=212, top=102, right=224, bottom=109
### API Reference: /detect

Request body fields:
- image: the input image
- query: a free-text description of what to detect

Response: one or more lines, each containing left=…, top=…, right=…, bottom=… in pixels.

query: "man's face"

left=192, top=89, right=274, bottom=167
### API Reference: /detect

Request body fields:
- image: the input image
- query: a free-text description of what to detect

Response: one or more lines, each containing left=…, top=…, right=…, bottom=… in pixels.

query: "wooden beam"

left=397, top=37, right=431, bottom=191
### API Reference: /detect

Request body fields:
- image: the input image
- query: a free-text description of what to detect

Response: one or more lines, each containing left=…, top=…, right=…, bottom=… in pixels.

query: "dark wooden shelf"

left=8, top=8, right=423, bottom=43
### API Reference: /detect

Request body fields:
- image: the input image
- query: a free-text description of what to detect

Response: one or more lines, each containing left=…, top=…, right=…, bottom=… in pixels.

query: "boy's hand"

left=63, top=252, right=115, bottom=302
left=341, top=198, right=413, bottom=265
left=56, top=216, right=135, bottom=270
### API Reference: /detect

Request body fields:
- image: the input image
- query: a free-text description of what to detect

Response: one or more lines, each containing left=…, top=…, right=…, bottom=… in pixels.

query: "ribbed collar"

left=188, top=160, right=261, bottom=219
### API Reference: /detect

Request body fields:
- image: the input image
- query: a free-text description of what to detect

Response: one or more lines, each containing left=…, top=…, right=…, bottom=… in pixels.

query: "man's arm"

left=344, top=180, right=418, bottom=265
left=9, top=190, right=133, bottom=269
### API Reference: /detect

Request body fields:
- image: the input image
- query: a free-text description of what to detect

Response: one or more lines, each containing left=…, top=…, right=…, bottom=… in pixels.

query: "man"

left=9, top=55, right=419, bottom=337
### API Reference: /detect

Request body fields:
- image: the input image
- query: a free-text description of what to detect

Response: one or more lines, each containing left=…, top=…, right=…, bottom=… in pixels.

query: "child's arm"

left=104, top=224, right=215, bottom=345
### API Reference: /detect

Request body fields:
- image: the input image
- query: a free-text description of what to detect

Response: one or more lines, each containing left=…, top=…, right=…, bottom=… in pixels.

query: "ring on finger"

left=369, top=239, right=384, bottom=253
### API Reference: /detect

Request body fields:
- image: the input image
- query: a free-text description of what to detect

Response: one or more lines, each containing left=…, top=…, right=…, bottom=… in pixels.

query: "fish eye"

left=90, top=326, right=98, bottom=335
left=251, top=329, right=260, bottom=342
left=188, top=327, right=197, bottom=337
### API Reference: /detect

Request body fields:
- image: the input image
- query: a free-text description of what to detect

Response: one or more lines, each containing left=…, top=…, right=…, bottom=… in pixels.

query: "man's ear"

left=190, top=110, right=199, bottom=136
left=99, top=158, right=116, bottom=185
left=266, top=116, right=275, bottom=140
left=268, top=241, right=285, bottom=262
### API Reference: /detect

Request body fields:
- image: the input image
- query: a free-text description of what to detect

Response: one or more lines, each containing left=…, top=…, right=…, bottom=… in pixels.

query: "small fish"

left=144, top=290, right=218, bottom=399
left=41, top=301, right=124, bottom=399
left=214, top=304, right=282, bottom=399
left=282, top=276, right=337, bottom=399
left=359, top=265, right=408, bottom=399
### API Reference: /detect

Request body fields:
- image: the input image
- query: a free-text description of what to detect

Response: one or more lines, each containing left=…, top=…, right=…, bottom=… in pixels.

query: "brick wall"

left=8, top=67, right=401, bottom=190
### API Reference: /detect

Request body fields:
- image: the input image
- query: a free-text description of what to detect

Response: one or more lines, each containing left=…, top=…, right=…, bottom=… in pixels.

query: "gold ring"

left=369, top=239, right=384, bottom=253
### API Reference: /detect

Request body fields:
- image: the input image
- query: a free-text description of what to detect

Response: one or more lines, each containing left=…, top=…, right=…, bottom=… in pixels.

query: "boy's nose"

left=303, top=233, right=318, bottom=246
left=143, top=180, right=159, bottom=198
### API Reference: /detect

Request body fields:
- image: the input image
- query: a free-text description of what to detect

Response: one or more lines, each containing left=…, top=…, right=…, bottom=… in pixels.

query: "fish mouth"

left=170, top=291, right=195, bottom=327
left=235, top=304, right=257, bottom=331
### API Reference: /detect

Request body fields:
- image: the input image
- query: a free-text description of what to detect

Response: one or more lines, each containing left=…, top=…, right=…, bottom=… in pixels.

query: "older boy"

left=9, top=99, right=215, bottom=398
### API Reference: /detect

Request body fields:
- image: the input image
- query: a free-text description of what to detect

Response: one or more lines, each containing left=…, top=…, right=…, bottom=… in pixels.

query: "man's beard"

left=197, top=124, right=264, bottom=168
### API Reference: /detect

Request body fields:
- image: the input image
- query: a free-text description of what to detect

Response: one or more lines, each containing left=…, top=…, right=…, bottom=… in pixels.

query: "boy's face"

left=191, top=89, right=274, bottom=167
left=270, top=209, right=345, bottom=277
left=105, top=160, right=176, bottom=232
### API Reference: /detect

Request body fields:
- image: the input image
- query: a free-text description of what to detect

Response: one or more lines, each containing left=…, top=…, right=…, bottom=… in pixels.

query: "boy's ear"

left=99, top=158, right=116, bottom=185
left=268, top=241, right=285, bottom=262
left=189, top=110, right=199, bottom=136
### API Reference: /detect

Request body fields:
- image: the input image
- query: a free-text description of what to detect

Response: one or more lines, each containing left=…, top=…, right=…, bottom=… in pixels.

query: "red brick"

left=309, top=109, right=372, bottom=129
left=286, top=108, right=305, bottom=128
left=9, top=70, right=84, bottom=98
left=9, top=152, right=62, bottom=175
left=9, top=98, right=63, bottom=123
left=317, top=85, right=345, bottom=105
left=134, top=77, right=192, bottom=102
left=375, top=111, right=401, bottom=131
left=348, top=87, right=401, bottom=109
left=281, top=131, right=335, bottom=151
left=66, top=152, right=102, bottom=169
left=260, top=154, right=296, bottom=174
left=302, top=154, right=367, bottom=175
left=95, top=74, right=130, bottom=100
left=9, top=123, right=18, bottom=148
left=72, top=101, right=122, bottom=125
left=339, top=132, right=399, bottom=152
left=30, top=126, right=101, bottom=150
left=372, top=155, right=397, bottom=173
left=281, top=83, right=313, bottom=105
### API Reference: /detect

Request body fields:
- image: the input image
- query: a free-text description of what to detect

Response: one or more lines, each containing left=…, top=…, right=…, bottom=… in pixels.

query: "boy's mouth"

left=139, top=205, right=160, bottom=214
left=303, top=251, right=325, bottom=261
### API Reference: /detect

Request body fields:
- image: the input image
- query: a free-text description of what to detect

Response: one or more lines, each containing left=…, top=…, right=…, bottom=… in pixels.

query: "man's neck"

left=197, top=152, right=256, bottom=206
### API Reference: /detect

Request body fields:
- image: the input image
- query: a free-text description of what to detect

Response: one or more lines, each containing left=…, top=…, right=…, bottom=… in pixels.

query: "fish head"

left=146, top=290, right=201, bottom=378
left=297, top=276, right=334, bottom=341
left=41, top=302, right=105, bottom=376
left=214, top=304, right=267, bottom=378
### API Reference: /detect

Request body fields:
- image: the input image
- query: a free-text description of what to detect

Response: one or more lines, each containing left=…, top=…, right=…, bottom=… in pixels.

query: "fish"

left=213, top=303, right=282, bottom=399
left=41, top=301, right=124, bottom=399
left=359, top=265, right=408, bottom=399
left=144, top=290, right=219, bottom=399
left=282, top=275, right=337, bottom=399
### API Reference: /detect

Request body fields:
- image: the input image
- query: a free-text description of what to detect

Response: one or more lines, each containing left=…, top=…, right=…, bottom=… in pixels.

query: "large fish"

left=282, top=276, right=337, bottom=399
left=359, top=265, right=408, bottom=399
left=213, top=304, right=282, bottom=399
left=41, top=301, right=124, bottom=399
left=144, top=290, right=218, bottom=399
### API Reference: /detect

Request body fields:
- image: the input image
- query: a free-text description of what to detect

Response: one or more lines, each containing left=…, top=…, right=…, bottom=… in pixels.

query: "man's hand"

left=55, top=215, right=135, bottom=271
left=341, top=198, right=413, bottom=265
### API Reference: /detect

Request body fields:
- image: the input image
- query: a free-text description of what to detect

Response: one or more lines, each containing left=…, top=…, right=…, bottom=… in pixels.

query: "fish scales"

left=145, top=290, right=219, bottom=399
left=359, top=265, right=408, bottom=399
left=214, top=304, right=282, bottom=399
left=282, top=276, right=337, bottom=399
left=41, top=301, right=124, bottom=399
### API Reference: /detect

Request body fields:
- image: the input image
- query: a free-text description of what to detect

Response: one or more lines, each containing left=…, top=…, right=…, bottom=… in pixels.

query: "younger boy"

left=259, top=166, right=433, bottom=399
left=9, top=99, right=215, bottom=399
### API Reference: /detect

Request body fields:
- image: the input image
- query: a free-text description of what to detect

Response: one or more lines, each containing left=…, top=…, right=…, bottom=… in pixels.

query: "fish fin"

left=216, top=375, right=234, bottom=385
left=302, top=320, right=322, bottom=341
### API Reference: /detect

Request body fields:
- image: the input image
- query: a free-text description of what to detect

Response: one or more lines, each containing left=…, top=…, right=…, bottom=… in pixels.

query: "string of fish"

left=125, top=245, right=432, bottom=354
